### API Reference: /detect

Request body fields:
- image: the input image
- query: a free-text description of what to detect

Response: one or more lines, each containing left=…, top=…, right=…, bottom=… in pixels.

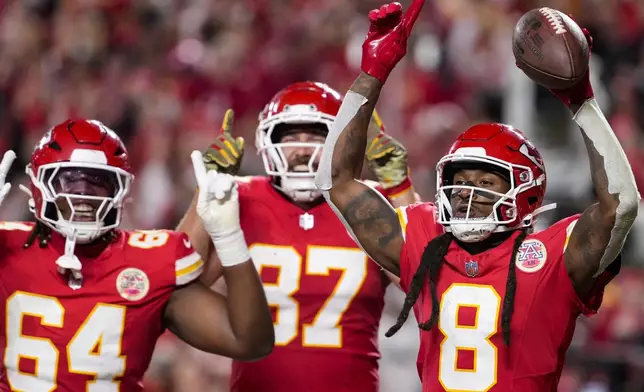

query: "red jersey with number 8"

left=0, top=222, right=204, bottom=392
left=230, top=176, right=388, bottom=392
left=396, top=202, right=619, bottom=391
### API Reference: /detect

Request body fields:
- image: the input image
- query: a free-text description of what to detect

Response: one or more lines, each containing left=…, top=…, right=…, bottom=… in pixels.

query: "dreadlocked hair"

left=24, top=221, right=52, bottom=249
left=385, top=228, right=530, bottom=347
left=23, top=221, right=119, bottom=249
left=385, top=232, right=453, bottom=337
left=501, top=229, right=528, bottom=346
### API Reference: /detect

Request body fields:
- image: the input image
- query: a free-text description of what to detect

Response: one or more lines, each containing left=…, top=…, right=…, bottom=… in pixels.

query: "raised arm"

left=543, top=29, right=639, bottom=296
left=165, top=151, right=273, bottom=360
left=564, top=97, right=639, bottom=295
left=175, top=109, right=244, bottom=287
left=315, top=1, right=425, bottom=277
left=320, top=74, right=403, bottom=275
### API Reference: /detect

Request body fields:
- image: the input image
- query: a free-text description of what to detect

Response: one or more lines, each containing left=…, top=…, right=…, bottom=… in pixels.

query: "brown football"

left=512, top=7, right=590, bottom=90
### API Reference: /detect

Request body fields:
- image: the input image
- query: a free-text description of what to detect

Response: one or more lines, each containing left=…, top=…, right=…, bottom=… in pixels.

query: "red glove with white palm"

left=361, top=0, right=425, bottom=84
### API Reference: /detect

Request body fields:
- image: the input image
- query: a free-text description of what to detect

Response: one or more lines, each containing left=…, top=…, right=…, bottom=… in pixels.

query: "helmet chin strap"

left=520, top=203, right=557, bottom=227
left=55, top=230, right=83, bottom=289
left=53, top=211, right=109, bottom=290
left=275, top=176, right=322, bottom=203
left=56, top=219, right=102, bottom=243
left=22, top=184, right=84, bottom=283
left=448, top=218, right=497, bottom=242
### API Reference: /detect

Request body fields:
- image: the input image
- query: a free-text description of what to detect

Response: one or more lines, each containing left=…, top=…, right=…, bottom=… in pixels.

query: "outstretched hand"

left=191, top=150, right=241, bottom=237
left=514, top=14, right=594, bottom=110
left=550, top=24, right=594, bottom=109
left=361, top=0, right=425, bottom=84
left=203, top=109, right=245, bottom=175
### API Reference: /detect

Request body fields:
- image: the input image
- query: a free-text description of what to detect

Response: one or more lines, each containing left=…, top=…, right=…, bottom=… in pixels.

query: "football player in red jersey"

left=316, top=2, right=639, bottom=391
left=177, top=81, right=419, bottom=392
left=0, top=119, right=273, bottom=391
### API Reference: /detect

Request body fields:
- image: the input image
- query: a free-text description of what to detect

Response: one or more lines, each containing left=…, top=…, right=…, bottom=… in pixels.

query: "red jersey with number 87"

left=0, top=222, right=204, bottom=392
left=396, top=202, right=619, bottom=391
left=230, top=176, right=388, bottom=392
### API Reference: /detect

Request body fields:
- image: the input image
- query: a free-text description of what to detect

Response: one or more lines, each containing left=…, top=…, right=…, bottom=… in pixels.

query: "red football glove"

left=361, top=0, right=425, bottom=84
left=550, top=20, right=595, bottom=108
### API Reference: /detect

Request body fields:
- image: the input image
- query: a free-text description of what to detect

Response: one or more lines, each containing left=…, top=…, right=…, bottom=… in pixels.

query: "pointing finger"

left=219, top=109, right=235, bottom=135
left=191, top=150, right=210, bottom=188
left=403, top=0, right=425, bottom=35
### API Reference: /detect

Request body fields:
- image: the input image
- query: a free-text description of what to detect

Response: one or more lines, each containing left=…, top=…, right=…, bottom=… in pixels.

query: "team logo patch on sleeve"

left=116, top=268, right=150, bottom=301
left=515, top=239, right=548, bottom=273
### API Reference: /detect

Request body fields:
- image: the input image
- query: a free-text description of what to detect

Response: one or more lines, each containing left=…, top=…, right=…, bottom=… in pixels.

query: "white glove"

left=191, top=150, right=250, bottom=267
left=0, top=150, right=16, bottom=206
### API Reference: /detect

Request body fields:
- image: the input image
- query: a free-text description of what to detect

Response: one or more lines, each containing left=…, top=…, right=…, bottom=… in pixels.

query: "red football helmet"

left=27, top=119, right=133, bottom=243
left=435, top=123, right=550, bottom=242
left=256, top=81, right=342, bottom=201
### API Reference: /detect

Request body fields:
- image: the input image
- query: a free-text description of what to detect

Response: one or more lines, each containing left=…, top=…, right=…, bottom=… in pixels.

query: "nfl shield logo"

left=465, top=261, right=479, bottom=278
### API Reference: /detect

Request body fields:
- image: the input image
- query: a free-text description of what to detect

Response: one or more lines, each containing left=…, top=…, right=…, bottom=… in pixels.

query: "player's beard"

left=288, top=157, right=319, bottom=173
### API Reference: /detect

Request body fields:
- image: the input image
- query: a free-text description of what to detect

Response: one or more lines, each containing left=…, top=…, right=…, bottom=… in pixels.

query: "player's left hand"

left=361, top=0, right=425, bottom=83
left=549, top=19, right=594, bottom=108
left=203, top=109, right=245, bottom=175
left=191, top=150, right=241, bottom=239
left=365, top=110, right=409, bottom=190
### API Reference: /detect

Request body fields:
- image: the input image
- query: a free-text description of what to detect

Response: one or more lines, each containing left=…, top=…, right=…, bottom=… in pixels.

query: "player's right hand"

left=361, top=0, right=425, bottom=83
left=0, top=150, right=16, bottom=206
left=191, top=150, right=241, bottom=239
left=202, top=109, right=245, bottom=175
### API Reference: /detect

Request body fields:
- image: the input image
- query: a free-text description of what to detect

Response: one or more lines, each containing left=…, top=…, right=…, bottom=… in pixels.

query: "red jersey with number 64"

left=0, top=222, right=204, bottom=392
left=396, top=202, right=619, bottom=392
left=230, top=176, right=388, bottom=392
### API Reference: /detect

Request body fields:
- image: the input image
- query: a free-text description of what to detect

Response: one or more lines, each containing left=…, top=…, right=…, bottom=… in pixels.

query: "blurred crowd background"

left=2, top=0, right=644, bottom=391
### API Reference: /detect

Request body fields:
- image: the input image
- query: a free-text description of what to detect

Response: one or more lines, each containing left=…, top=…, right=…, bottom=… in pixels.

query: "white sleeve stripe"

left=175, top=252, right=201, bottom=270
left=176, top=261, right=204, bottom=286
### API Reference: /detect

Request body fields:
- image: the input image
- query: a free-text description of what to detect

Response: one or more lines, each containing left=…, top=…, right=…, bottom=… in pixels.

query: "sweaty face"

left=51, top=168, right=118, bottom=222
left=278, top=125, right=326, bottom=173
left=450, top=169, right=511, bottom=219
